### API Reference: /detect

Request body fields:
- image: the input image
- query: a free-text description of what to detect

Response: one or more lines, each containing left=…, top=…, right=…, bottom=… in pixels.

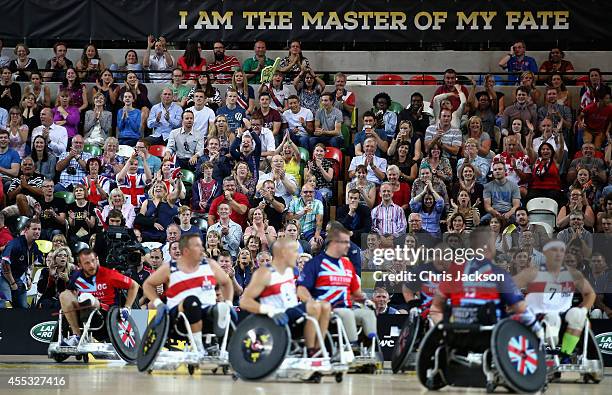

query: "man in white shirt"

left=185, top=89, right=215, bottom=139
left=250, top=113, right=275, bottom=170
left=161, top=224, right=181, bottom=262
left=31, top=108, right=68, bottom=157
left=257, top=154, right=298, bottom=206
left=142, top=35, right=174, bottom=83
left=532, top=117, right=568, bottom=154
left=281, top=95, right=314, bottom=149
left=348, top=138, right=387, bottom=185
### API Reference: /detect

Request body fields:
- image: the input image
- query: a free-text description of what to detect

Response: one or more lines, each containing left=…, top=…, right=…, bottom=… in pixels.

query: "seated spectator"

left=208, top=203, right=243, bottom=259
left=433, top=84, right=466, bottom=130
left=557, top=210, right=593, bottom=258
left=354, top=111, right=388, bottom=157
left=293, top=67, right=325, bottom=117
left=31, top=107, right=67, bottom=157
left=411, top=163, right=449, bottom=207
left=230, top=161, right=255, bottom=200
left=101, top=188, right=135, bottom=229
left=230, top=129, right=261, bottom=183
left=432, top=68, right=470, bottom=115
left=567, top=142, right=607, bottom=186
left=208, top=176, right=250, bottom=228
left=242, top=40, right=274, bottom=84
left=384, top=165, right=410, bottom=211
left=443, top=213, right=469, bottom=247
left=117, top=91, right=142, bottom=146
left=588, top=252, right=611, bottom=319
left=24, top=71, right=51, bottom=108
left=177, top=205, right=202, bottom=238
left=257, top=154, right=298, bottom=206
left=573, top=167, right=597, bottom=207
left=252, top=179, right=285, bottom=231
left=208, top=41, right=240, bottom=84
left=139, top=181, right=179, bottom=242
left=55, top=135, right=92, bottom=192
left=398, top=92, right=432, bottom=139
left=204, top=229, right=224, bottom=261
left=497, top=40, right=538, bottom=85
left=281, top=94, right=314, bottom=149
left=164, top=110, right=203, bottom=170
left=388, top=141, right=418, bottom=184
left=99, top=137, right=125, bottom=180
left=506, top=207, right=550, bottom=251
left=577, top=88, right=611, bottom=149
left=192, top=162, right=220, bottom=215
left=464, top=115, right=492, bottom=157
left=258, top=71, right=290, bottom=113
left=388, top=119, right=422, bottom=162
left=482, top=161, right=520, bottom=224
left=185, top=89, right=215, bottom=138
left=43, top=42, right=74, bottom=82
left=468, top=75, right=504, bottom=128
left=7, top=106, right=28, bottom=158
left=218, top=88, right=248, bottom=135
left=346, top=164, right=376, bottom=208
left=116, top=154, right=152, bottom=209
left=67, top=184, right=96, bottom=244
left=424, top=108, right=462, bottom=161
left=160, top=224, right=181, bottom=261
left=501, top=87, right=537, bottom=134
left=82, top=157, right=110, bottom=206
left=372, top=287, right=400, bottom=315
left=537, top=86, right=572, bottom=136
left=538, top=47, right=575, bottom=84
left=208, top=115, right=235, bottom=156
left=195, top=136, right=232, bottom=185
left=372, top=92, right=397, bottom=141
left=556, top=187, right=595, bottom=230
left=4, top=156, right=43, bottom=217
left=278, top=40, right=309, bottom=82
left=273, top=138, right=301, bottom=186
left=410, top=182, right=444, bottom=239
left=30, top=135, right=56, bottom=180
left=453, top=163, right=484, bottom=212
left=245, top=235, right=263, bottom=263
left=234, top=249, right=254, bottom=297
left=303, top=175, right=326, bottom=206
left=448, top=189, right=480, bottom=232
left=338, top=188, right=371, bottom=245
left=580, top=68, right=611, bottom=111
left=457, top=138, right=491, bottom=185
left=243, top=207, right=277, bottom=252
left=549, top=74, right=572, bottom=109
left=118, top=71, right=151, bottom=131
left=52, top=90, right=80, bottom=138
left=20, top=92, right=40, bottom=132
left=177, top=42, right=207, bottom=80
left=36, top=247, right=76, bottom=309
left=110, top=50, right=144, bottom=82
left=312, top=92, right=343, bottom=149
left=84, top=93, right=112, bottom=147
left=287, top=184, right=324, bottom=252
left=372, top=182, right=407, bottom=239
left=249, top=113, right=276, bottom=170
left=231, top=69, right=255, bottom=115
left=525, top=125, right=565, bottom=202
left=491, top=134, right=530, bottom=197
left=333, top=72, right=356, bottom=127
left=166, top=68, right=190, bottom=107
left=348, top=138, right=387, bottom=185
left=76, top=43, right=105, bottom=82
left=490, top=216, right=510, bottom=252
left=254, top=93, right=282, bottom=148
left=91, top=69, right=120, bottom=113
left=143, top=35, right=174, bottom=84
left=0, top=129, right=20, bottom=186
left=0, top=67, right=21, bottom=111
left=38, top=179, right=67, bottom=240
left=515, top=71, right=541, bottom=106
left=304, top=143, right=334, bottom=202
left=421, top=141, right=452, bottom=185
left=8, top=43, right=38, bottom=82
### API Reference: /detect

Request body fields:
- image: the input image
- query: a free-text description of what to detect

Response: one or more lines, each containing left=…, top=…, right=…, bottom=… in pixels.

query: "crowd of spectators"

left=0, top=38, right=609, bottom=319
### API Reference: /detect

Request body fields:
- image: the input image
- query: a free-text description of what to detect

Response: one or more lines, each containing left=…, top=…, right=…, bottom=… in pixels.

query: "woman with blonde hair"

left=464, top=116, right=491, bottom=157
left=36, top=246, right=77, bottom=309
left=233, top=160, right=256, bottom=199
left=243, top=207, right=277, bottom=251
left=139, top=181, right=180, bottom=242
left=231, top=69, right=255, bottom=115
left=274, top=134, right=302, bottom=185
left=6, top=106, right=28, bottom=158
left=516, top=71, right=541, bottom=105
left=99, top=137, right=125, bottom=179
left=388, top=119, right=422, bottom=161
left=84, top=92, right=112, bottom=147
left=208, top=114, right=235, bottom=156
left=205, top=230, right=224, bottom=260
left=102, top=188, right=136, bottom=228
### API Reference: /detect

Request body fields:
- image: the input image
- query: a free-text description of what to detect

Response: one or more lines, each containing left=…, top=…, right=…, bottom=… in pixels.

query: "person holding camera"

left=55, top=134, right=93, bottom=192
left=93, top=209, right=138, bottom=268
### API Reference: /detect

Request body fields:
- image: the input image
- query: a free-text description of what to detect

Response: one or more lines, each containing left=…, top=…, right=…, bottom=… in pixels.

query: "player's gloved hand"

left=120, top=307, right=131, bottom=322
left=514, top=307, right=544, bottom=340
left=364, top=299, right=376, bottom=310
left=259, top=304, right=289, bottom=326
left=152, top=299, right=169, bottom=327
left=223, top=300, right=239, bottom=323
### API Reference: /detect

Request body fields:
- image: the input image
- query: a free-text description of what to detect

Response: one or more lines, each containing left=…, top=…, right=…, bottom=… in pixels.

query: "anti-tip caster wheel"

left=82, top=354, right=89, bottom=363
left=222, top=366, right=229, bottom=375
left=486, top=382, right=496, bottom=393
left=310, top=373, right=322, bottom=383
left=212, top=368, right=217, bottom=375
left=232, top=373, right=239, bottom=382
left=188, top=365, right=196, bottom=375
left=335, top=373, right=343, bottom=383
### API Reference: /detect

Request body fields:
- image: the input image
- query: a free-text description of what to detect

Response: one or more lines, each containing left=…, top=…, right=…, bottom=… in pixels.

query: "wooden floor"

left=0, top=356, right=608, bottom=394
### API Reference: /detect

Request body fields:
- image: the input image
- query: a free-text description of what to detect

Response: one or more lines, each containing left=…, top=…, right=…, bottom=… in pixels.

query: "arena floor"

left=0, top=356, right=609, bottom=394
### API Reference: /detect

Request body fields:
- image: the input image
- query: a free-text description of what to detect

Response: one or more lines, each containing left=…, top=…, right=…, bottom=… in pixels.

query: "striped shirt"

left=371, top=202, right=407, bottom=236
left=7, top=172, right=44, bottom=193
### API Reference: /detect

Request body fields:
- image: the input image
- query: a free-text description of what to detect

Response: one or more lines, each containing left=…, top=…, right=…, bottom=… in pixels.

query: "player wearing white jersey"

left=143, top=234, right=234, bottom=354
left=514, top=240, right=595, bottom=360
left=240, top=238, right=331, bottom=355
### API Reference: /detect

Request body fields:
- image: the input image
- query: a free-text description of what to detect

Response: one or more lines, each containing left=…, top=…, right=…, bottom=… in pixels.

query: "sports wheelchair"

left=392, top=306, right=432, bottom=373
left=228, top=314, right=350, bottom=383
left=136, top=304, right=233, bottom=375
left=48, top=302, right=140, bottom=364
left=416, top=304, right=548, bottom=393
left=541, top=314, right=605, bottom=384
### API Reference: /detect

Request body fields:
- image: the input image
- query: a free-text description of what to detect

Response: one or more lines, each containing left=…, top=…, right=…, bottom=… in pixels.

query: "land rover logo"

left=594, top=332, right=612, bottom=355
left=30, top=321, right=57, bottom=343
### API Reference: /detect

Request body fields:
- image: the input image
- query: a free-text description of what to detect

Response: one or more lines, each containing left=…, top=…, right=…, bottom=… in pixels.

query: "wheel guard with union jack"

left=107, top=306, right=141, bottom=363
left=507, top=335, right=538, bottom=375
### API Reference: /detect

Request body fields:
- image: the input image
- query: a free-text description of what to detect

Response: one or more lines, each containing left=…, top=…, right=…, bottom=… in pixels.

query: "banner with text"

left=0, top=1, right=609, bottom=44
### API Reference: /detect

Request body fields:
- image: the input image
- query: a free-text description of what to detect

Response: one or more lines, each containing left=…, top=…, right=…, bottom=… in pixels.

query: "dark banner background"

left=0, top=0, right=609, bottom=44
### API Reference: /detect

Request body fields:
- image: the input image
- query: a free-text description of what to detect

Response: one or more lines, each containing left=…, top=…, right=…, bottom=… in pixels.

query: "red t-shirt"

left=0, top=227, right=13, bottom=248
left=583, top=102, right=612, bottom=133
left=374, top=182, right=411, bottom=207
left=209, top=192, right=251, bottom=228
left=177, top=56, right=207, bottom=80
left=432, top=85, right=470, bottom=113
left=68, top=266, right=133, bottom=310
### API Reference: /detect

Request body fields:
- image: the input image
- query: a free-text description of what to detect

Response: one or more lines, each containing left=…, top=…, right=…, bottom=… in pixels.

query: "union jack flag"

left=118, top=173, right=148, bottom=207
left=507, top=335, right=538, bottom=375
left=118, top=320, right=136, bottom=348
left=314, top=258, right=355, bottom=308
left=74, top=276, right=97, bottom=293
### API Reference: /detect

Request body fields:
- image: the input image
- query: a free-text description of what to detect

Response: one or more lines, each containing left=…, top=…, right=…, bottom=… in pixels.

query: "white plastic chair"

left=346, top=74, right=369, bottom=86
left=526, top=198, right=559, bottom=232
left=117, top=145, right=135, bottom=158
left=27, top=268, right=43, bottom=298
left=141, top=242, right=162, bottom=251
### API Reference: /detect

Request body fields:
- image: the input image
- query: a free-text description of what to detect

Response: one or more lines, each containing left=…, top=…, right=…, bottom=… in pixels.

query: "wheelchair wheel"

left=228, top=315, right=290, bottom=380
left=49, top=322, right=70, bottom=363
left=107, top=306, right=141, bottom=363
left=392, top=314, right=421, bottom=373
left=416, top=325, right=446, bottom=390
left=491, top=319, right=547, bottom=394
left=136, top=312, right=170, bottom=372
